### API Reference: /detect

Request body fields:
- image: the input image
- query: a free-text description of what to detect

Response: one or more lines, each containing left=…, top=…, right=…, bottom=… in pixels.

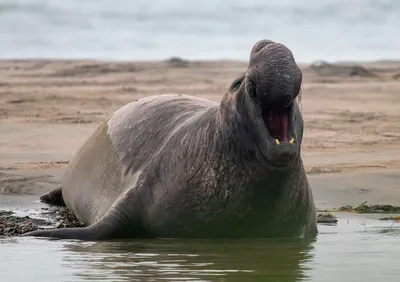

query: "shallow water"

left=1, top=213, right=399, bottom=282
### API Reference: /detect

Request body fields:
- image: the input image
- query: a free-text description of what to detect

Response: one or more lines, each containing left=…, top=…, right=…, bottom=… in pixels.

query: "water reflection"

left=62, top=238, right=316, bottom=282
left=2, top=213, right=400, bottom=282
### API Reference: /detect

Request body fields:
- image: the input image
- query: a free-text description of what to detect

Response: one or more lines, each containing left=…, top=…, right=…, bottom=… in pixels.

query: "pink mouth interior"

left=262, top=109, right=289, bottom=142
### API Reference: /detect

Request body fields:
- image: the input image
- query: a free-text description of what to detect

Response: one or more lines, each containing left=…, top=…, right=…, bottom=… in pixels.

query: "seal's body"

left=24, top=40, right=317, bottom=240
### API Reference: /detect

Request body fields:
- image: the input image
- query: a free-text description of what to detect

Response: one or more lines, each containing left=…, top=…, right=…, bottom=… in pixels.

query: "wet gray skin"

left=24, top=39, right=317, bottom=240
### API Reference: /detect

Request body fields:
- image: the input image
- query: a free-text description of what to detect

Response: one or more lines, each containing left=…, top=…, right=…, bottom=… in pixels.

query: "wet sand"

left=1, top=58, right=400, bottom=220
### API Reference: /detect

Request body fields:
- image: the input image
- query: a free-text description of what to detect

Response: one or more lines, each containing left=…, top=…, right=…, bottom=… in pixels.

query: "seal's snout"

left=246, top=39, right=302, bottom=145
left=250, top=39, right=275, bottom=55
left=247, top=40, right=301, bottom=108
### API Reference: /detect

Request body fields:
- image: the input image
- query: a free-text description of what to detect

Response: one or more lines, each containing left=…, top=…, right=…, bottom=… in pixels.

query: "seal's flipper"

left=22, top=226, right=99, bottom=240
left=23, top=209, right=124, bottom=241
left=40, top=187, right=66, bottom=206
left=23, top=188, right=147, bottom=240
left=21, top=225, right=116, bottom=241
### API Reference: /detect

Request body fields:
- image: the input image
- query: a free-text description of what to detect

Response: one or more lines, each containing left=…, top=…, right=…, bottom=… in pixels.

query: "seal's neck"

left=216, top=93, right=265, bottom=162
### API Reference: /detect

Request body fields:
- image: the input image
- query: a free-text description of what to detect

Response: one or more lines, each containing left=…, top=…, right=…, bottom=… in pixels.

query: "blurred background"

left=0, top=0, right=399, bottom=62
left=1, top=2, right=400, bottom=282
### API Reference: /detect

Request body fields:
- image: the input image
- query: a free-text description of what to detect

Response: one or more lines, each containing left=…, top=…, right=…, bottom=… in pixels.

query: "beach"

left=0, top=58, right=400, bottom=212
left=2, top=2, right=400, bottom=280
left=1, top=58, right=400, bottom=281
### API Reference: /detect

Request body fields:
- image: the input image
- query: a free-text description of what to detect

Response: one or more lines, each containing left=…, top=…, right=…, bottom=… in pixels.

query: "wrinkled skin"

left=24, top=39, right=317, bottom=240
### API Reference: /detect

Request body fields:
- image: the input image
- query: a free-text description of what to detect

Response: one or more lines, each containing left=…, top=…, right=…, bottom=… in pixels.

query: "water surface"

left=1, top=213, right=399, bottom=282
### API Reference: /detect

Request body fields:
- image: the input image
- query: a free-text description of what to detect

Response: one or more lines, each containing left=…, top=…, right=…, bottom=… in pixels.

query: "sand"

left=1, top=58, right=400, bottom=214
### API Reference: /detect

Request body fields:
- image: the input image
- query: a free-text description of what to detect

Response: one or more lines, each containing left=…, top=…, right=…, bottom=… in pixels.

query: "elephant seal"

left=24, top=39, right=318, bottom=240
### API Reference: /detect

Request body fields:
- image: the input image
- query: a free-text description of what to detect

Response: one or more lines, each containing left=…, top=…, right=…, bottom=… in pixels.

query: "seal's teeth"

left=289, top=138, right=294, bottom=144
left=275, top=139, right=280, bottom=145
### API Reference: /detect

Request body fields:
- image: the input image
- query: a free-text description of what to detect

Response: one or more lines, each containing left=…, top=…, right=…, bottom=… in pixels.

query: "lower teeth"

left=275, top=138, right=295, bottom=145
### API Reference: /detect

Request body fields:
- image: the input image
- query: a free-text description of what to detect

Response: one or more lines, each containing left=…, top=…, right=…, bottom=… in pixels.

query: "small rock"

left=317, top=213, right=338, bottom=224
left=165, top=57, right=190, bottom=68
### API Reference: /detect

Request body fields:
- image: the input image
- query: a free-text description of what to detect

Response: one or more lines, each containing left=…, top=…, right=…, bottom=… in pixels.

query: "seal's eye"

left=231, top=79, right=242, bottom=92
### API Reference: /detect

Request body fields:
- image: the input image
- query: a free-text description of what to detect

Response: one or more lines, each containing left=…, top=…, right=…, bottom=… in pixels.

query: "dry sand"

left=1, top=58, right=400, bottom=212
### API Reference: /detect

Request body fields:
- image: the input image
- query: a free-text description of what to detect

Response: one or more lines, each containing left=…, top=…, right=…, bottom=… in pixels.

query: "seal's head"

left=225, top=39, right=303, bottom=169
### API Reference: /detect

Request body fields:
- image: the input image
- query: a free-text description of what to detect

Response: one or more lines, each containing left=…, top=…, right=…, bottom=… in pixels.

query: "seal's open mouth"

left=261, top=104, right=294, bottom=144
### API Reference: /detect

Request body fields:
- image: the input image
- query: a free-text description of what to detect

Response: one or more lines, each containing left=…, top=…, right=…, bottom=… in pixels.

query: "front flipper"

left=24, top=187, right=148, bottom=241
left=40, top=186, right=66, bottom=206
left=23, top=208, right=126, bottom=241
left=22, top=226, right=106, bottom=240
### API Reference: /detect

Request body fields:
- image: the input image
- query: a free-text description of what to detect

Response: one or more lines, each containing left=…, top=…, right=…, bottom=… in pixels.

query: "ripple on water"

left=0, top=213, right=399, bottom=282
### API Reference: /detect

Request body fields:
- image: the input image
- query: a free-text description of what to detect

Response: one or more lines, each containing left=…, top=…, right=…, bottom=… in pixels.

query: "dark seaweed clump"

left=0, top=206, right=86, bottom=237
left=49, top=206, right=87, bottom=229
left=340, top=201, right=400, bottom=213
left=0, top=210, right=49, bottom=236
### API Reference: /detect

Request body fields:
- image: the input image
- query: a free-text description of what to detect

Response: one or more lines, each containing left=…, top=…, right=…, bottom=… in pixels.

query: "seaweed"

left=339, top=201, right=400, bottom=213
left=0, top=206, right=86, bottom=237
left=0, top=210, right=50, bottom=236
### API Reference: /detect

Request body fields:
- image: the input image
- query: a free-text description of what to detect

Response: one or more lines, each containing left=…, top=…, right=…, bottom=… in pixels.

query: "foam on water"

left=0, top=0, right=399, bottom=62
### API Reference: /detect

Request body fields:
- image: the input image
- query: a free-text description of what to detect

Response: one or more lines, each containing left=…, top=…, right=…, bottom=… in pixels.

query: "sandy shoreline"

left=1, top=58, right=400, bottom=211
